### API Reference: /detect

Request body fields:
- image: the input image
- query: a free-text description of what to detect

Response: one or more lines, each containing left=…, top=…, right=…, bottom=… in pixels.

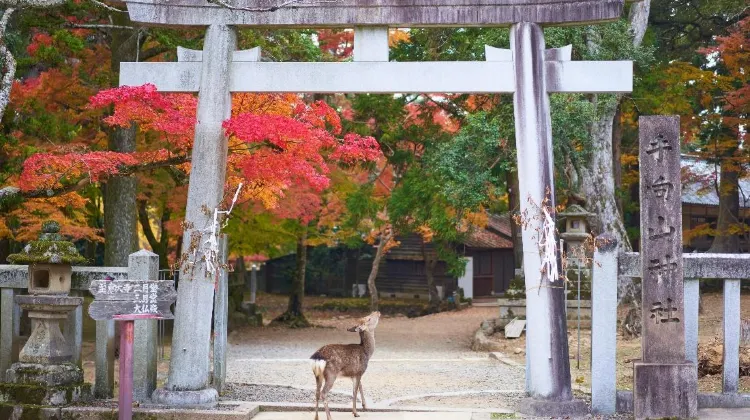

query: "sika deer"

left=310, top=311, right=380, bottom=420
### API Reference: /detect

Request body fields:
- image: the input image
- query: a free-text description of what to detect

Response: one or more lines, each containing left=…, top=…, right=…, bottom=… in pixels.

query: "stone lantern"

left=558, top=204, right=593, bottom=263
left=7, top=220, right=85, bottom=295
left=1, top=220, right=90, bottom=407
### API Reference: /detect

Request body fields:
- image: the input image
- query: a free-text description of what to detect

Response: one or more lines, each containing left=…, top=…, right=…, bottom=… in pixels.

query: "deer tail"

left=311, top=358, right=327, bottom=378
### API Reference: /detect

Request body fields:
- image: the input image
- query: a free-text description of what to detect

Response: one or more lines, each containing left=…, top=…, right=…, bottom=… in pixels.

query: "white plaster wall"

left=458, top=257, right=474, bottom=299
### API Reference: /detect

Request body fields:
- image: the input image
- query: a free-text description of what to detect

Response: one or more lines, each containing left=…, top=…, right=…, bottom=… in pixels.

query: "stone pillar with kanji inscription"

left=633, top=116, right=697, bottom=419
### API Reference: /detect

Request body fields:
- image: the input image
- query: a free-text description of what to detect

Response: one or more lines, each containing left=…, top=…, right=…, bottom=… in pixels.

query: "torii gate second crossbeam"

left=119, top=1, right=631, bottom=417
left=122, top=42, right=631, bottom=94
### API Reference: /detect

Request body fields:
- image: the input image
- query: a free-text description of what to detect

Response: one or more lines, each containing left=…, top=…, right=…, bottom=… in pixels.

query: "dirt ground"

left=78, top=291, right=750, bottom=399
left=80, top=294, right=515, bottom=401
left=485, top=292, right=750, bottom=393
left=223, top=302, right=525, bottom=408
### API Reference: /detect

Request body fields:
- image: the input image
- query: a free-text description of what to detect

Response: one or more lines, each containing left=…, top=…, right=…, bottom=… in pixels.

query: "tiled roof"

left=464, top=227, right=513, bottom=249
left=681, top=156, right=750, bottom=208
left=463, top=213, right=514, bottom=249
left=488, top=213, right=513, bottom=237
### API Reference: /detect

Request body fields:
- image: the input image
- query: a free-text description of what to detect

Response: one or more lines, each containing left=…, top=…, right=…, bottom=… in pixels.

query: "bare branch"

left=206, top=0, right=339, bottom=13
left=728, top=5, right=749, bottom=22
left=70, top=23, right=134, bottom=30
left=90, top=0, right=126, bottom=13
left=139, top=45, right=171, bottom=61
left=0, top=0, right=62, bottom=6
left=1, top=154, right=191, bottom=201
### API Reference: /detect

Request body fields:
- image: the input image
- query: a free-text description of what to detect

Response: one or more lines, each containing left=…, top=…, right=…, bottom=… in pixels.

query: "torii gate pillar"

left=151, top=24, right=236, bottom=406
left=510, top=22, right=586, bottom=416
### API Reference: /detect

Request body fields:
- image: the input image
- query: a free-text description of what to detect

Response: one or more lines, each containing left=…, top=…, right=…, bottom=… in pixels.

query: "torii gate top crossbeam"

left=124, top=0, right=624, bottom=28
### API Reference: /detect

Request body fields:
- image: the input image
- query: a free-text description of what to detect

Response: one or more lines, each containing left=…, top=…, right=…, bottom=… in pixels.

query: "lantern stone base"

left=2, top=362, right=90, bottom=406
left=5, top=362, right=83, bottom=386
left=633, top=360, right=697, bottom=419
left=0, top=382, right=91, bottom=406
left=15, top=295, right=83, bottom=365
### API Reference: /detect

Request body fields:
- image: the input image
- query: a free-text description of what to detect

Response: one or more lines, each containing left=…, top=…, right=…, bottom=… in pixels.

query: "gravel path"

left=222, top=307, right=526, bottom=410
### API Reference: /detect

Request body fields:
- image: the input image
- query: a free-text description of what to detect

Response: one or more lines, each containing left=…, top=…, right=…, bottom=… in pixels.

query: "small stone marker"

left=505, top=318, right=526, bottom=339
left=633, top=116, right=697, bottom=419
left=89, top=280, right=176, bottom=320
left=89, top=278, right=176, bottom=420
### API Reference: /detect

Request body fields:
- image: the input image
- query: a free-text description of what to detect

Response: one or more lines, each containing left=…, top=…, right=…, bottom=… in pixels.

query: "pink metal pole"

left=118, top=320, right=134, bottom=420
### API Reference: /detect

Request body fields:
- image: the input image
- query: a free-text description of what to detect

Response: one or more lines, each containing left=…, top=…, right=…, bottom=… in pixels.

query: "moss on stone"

left=96, top=411, right=117, bottom=420
left=18, top=405, right=43, bottom=420
left=0, top=383, right=48, bottom=405
left=0, top=403, right=15, bottom=419
left=7, top=220, right=87, bottom=265
left=61, top=412, right=82, bottom=420
left=7, top=240, right=87, bottom=265
left=13, top=365, right=47, bottom=379
left=0, top=402, right=48, bottom=420
left=57, top=383, right=90, bottom=404
left=0, top=382, right=90, bottom=407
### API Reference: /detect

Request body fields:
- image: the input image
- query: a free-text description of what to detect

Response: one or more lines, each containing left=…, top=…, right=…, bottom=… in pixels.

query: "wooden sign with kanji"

left=89, top=280, right=177, bottom=321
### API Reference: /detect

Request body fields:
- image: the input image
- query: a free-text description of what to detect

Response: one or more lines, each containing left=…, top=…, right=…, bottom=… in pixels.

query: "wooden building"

left=460, top=214, right=516, bottom=297
left=260, top=214, right=515, bottom=299
left=681, top=156, right=750, bottom=252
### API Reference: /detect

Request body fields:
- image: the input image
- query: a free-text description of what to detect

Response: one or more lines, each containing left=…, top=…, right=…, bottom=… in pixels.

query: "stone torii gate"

left=120, top=0, right=632, bottom=415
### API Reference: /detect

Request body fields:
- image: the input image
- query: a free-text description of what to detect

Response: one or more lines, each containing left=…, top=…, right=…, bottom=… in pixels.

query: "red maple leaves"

left=90, top=84, right=197, bottom=151
left=18, top=84, right=381, bottom=215
left=225, top=99, right=379, bottom=196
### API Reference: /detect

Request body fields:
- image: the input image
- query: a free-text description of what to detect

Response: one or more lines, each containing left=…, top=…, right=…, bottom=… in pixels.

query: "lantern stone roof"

left=558, top=204, right=593, bottom=218
left=7, top=221, right=87, bottom=265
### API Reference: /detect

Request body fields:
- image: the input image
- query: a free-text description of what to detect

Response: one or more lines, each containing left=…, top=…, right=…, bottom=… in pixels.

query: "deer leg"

left=314, top=374, right=323, bottom=420
left=352, top=377, right=361, bottom=417
left=358, top=381, right=367, bottom=410
left=321, top=371, right=337, bottom=420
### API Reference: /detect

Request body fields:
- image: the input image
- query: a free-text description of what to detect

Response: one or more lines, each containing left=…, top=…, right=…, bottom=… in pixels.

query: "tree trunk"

left=365, top=229, right=392, bottom=311
left=103, top=125, right=137, bottom=359
left=103, top=126, right=138, bottom=268
left=578, top=97, right=633, bottom=246
left=274, top=227, right=311, bottom=327
left=104, top=14, right=139, bottom=265
left=612, top=106, right=624, bottom=215
left=98, top=16, right=138, bottom=375
left=577, top=0, right=650, bottom=305
left=288, top=229, right=308, bottom=316
left=234, top=256, right=247, bottom=294
left=421, top=240, right=440, bottom=307
left=137, top=200, right=170, bottom=270
left=0, top=238, right=9, bottom=265
left=0, top=8, right=17, bottom=123
left=708, top=156, right=741, bottom=253
left=174, top=235, right=182, bottom=270
left=575, top=1, right=651, bottom=338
